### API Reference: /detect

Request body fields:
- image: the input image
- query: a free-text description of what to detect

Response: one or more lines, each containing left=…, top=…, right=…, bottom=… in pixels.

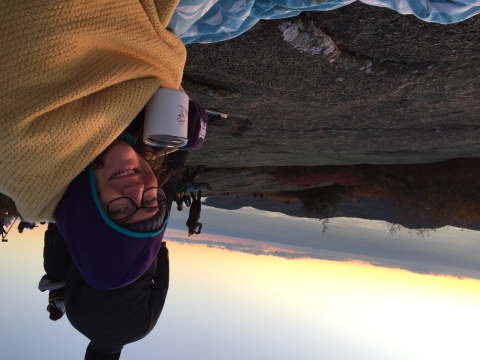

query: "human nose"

left=122, top=183, right=144, bottom=207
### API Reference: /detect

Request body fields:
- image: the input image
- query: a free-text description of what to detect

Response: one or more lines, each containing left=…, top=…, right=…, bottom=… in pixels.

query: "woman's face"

left=95, top=140, right=159, bottom=224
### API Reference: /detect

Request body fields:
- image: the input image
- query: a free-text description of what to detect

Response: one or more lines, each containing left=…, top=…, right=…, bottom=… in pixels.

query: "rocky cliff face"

left=184, top=4, right=480, bottom=167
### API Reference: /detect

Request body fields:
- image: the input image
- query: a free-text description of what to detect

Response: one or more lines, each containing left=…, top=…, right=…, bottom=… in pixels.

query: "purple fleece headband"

left=55, top=165, right=169, bottom=290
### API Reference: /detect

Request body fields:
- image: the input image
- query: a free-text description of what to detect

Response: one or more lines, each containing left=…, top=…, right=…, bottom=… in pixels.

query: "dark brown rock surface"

left=184, top=3, right=480, bottom=168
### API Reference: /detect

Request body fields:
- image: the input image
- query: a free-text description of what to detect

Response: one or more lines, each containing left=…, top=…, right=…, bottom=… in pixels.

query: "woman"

left=0, top=0, right=197, bottom=289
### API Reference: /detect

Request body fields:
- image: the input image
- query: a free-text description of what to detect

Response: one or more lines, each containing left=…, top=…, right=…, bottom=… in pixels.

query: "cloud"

left=166, top=206, right=480, bottom=280
left=165, top=229, right=310, bottom=259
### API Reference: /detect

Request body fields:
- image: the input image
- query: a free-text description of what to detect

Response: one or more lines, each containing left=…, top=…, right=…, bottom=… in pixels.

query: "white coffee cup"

left=143, top=88, right=189, bottom=148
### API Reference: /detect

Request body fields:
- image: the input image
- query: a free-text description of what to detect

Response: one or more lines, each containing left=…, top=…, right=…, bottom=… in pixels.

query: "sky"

left=167, top=204, right=480, bottom=279
left=1, top=204, right=480, bottom=360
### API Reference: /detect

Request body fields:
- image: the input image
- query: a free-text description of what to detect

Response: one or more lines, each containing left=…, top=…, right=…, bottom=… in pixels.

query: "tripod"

left=1, top=214, right=18, bottom=243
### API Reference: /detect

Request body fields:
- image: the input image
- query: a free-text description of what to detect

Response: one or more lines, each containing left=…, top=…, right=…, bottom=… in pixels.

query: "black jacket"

left=186, top=190, right=202, bottom=234
left=43, top=224, right=169, bottom=359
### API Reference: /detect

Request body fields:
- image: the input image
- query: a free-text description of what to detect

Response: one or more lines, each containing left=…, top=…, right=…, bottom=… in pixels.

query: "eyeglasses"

left=107, top=187, right=168, bottom=222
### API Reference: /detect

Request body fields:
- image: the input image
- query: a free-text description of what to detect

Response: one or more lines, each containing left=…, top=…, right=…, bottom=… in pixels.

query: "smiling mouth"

left=110, top=169, right=136, bottom=180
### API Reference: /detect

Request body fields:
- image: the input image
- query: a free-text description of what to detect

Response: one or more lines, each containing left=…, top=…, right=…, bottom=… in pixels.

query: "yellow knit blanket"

left=0, top=0, right=186, bottom=222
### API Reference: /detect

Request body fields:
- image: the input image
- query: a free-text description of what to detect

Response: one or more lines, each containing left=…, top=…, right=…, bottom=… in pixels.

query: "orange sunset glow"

left=165, top=227, right=480, bottom=284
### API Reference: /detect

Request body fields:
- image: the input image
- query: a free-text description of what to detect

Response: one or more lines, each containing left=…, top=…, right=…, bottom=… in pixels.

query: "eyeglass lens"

left=108, top=188, right=166, bottom=221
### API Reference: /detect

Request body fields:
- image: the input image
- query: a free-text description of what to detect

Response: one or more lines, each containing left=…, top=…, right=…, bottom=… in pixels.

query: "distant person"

left=175, top=192, right=192, bottom=211
left=186, top=190, right=203, bottom=236
left=27, top=222, right=37, bottom=230
left=38, top=223, right=170, bottom=359
left=253, top=192, right=265, bottom=199
left=17, top=221, right=27, bottom=233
